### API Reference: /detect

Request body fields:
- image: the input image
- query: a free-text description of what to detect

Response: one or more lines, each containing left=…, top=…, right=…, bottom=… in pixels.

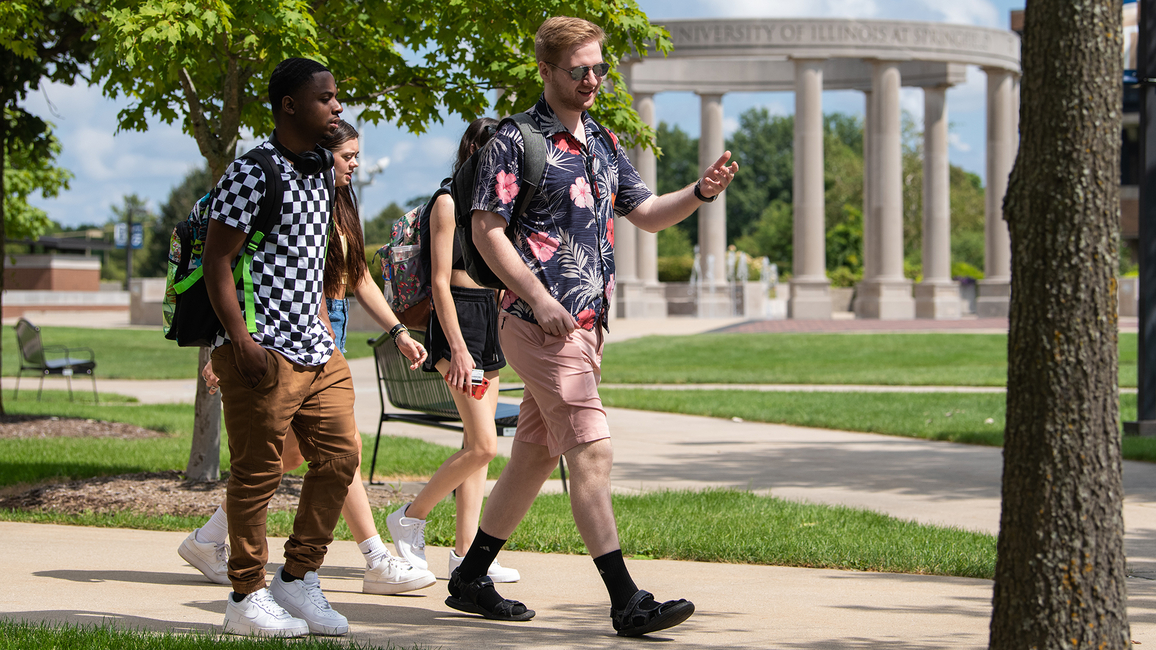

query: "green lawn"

left=2, top=488, right=996, bottom=579
left=0, top=620, right=425, bottom=650
left=598, top=332, right=1138, bottom=387
left=0, top=327, right=382, bottom=379
left=599, top=389, right=1156, bottom=461
left=2, top=327, right=1142, bottom=388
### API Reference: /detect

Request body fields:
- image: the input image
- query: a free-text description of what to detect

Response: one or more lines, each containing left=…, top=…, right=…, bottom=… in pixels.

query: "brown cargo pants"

left=212, top=343, right=361, bottom=594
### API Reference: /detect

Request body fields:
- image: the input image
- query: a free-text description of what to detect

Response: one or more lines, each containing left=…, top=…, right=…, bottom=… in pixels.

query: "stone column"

left=616, top=92, right=667, bottom=319
left=856, top=60, right=914, bottom=319
left=697, top=92, right=731, bottom=317
left=915, top=85, right=961, bottom=319
left=854, top=88, right=877, bottom=317
left=977, top=68, right=1015, bottom=317
left=789, top=59, right=832, bottom=319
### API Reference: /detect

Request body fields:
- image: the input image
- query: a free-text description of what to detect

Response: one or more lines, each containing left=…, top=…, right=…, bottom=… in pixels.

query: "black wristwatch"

left=694, top=181, right=717, bottom=203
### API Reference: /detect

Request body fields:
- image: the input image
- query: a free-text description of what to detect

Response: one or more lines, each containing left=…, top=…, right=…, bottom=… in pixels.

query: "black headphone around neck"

left=270, top=132, right=335, bottom=176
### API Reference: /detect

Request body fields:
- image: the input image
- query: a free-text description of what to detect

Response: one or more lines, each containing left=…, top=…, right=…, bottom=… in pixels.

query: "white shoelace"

left=251, top=590, right=292, bottom=619
left=215, top=543, right=230, bottom=563
left=302, top=578, right=334, bottom=612
left=411, top=519, right=427, bottom=550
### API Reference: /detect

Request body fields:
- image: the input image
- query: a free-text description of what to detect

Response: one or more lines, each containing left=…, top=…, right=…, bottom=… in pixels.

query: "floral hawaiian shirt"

left=473, top=95, right=653, bottom=331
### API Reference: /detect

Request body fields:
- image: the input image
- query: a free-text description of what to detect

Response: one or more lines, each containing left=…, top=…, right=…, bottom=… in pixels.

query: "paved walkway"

left=3, top=312, right=1155, bottom=647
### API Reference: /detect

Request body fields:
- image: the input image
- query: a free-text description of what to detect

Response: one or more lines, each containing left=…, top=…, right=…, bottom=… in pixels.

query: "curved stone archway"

left=619, top=18, right=1021, bottom=320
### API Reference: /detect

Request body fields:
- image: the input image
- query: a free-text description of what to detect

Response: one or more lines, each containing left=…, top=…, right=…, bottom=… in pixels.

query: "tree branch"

left=177, top=68, right=216, bottom=162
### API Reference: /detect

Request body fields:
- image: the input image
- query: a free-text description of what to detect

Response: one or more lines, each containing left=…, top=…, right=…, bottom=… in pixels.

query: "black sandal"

left=446, top=570, right=535, bottom=622
left=611, top=590, right=695, bottom=637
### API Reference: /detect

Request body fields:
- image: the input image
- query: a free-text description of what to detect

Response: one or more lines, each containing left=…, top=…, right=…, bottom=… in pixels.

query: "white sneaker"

left=269, top=570, right=349, bottom=636
left=178, top=529, right=230, bottom=585
left=448, top=549, right=521, bottom=583
left=363, top=554, right=436, bottom=595
left=386, top=503, right=428, bottom=571
left=222, top=588, right=308, bottom=637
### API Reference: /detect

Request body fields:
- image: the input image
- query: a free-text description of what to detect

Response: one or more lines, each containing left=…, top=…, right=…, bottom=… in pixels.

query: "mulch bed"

left=0, top=416, right=409, bottom=517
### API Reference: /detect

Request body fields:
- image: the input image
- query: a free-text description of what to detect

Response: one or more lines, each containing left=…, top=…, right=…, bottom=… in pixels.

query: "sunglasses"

left=545, top=61, right=611, bottom=81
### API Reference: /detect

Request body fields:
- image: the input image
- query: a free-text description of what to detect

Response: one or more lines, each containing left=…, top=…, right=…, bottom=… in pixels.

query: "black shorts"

left=422, top=286, right=506, bottom=373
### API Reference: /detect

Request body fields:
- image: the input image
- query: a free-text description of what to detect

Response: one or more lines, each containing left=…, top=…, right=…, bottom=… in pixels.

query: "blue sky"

left=20, top=0, right=1026, bottom=229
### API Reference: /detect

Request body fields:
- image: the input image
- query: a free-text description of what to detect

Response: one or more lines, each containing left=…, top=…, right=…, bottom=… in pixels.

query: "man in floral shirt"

left=445, top=16, right=739, bottom=637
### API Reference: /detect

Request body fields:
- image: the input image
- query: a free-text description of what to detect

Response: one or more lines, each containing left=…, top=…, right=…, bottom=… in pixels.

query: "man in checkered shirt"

left=202, top=58, right=355, bottom=638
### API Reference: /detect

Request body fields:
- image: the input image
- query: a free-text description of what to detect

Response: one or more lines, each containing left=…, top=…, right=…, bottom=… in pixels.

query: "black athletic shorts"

left=422, top=286, right=506, bottom=373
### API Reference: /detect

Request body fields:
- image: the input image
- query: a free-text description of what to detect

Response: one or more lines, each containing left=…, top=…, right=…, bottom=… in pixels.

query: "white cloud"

left=946, top=66, right=988, bottom=115
left=919, top=0, right=1001, bottom=27
left=391, top=141, right=415, bottom=166
left=723, top=116, right=740, bottom=136
left=900, top=88, right=924, bottom=122
left=948, top=132, right=972, bottom=153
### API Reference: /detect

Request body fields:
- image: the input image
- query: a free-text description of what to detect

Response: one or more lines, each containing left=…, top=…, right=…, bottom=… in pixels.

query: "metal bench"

left=367, top=330, right=567, bottom=492
left=14, top=318, right=98, bottom=402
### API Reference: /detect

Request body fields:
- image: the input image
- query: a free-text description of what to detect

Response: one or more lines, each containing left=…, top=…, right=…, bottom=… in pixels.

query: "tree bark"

left=989, top=1, right=1129, bottom=648
left=185, top=347, right=221, bottom=482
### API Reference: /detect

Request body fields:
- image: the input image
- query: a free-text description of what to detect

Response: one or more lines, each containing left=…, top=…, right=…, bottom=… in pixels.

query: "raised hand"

left=698, top=151, right=739, bottom=199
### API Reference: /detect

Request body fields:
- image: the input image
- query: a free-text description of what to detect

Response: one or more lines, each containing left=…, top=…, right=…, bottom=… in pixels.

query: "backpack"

left=377, top=185, right=449, bottom=330
left=449, top=111, right=614, bottom=290
left=163, top=146, right=332, bottom=347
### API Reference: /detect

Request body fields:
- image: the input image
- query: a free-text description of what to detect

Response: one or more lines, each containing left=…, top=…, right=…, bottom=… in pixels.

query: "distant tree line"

left=653, top=108, right=987, bottom=285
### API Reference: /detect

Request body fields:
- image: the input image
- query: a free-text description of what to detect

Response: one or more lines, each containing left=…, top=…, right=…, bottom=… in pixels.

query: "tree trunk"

left=185, top=347, right=221, bottom=482
left=184, top=154, right=231, bottom=481
left=989, top=1, right=1129, bottom=648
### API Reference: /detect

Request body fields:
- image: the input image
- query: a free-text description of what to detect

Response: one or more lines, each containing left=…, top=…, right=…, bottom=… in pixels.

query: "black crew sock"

left=458, top=528, right=506, bottom=583
left=593, top=549, right=639, bottom=611
left=281, top=567, right=302, bottom=583
left=231, top=591, right=247, bottom=603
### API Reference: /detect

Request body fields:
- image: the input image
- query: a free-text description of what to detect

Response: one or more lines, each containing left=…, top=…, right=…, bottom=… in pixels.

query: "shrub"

left=658, top=255, right=694, bottom=282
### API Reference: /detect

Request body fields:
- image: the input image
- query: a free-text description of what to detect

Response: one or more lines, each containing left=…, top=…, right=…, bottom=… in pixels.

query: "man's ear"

left=281, top=94, right=296, bottom=116
left=538, top=61, right=550, bottom=82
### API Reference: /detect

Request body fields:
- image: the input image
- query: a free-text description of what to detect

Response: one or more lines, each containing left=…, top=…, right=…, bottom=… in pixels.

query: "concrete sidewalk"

left=2, top=521, right=1004, bottom=649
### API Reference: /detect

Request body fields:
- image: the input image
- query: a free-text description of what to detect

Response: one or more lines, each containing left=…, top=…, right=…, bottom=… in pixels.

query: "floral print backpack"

left=378, top=186, right=449, bottom=329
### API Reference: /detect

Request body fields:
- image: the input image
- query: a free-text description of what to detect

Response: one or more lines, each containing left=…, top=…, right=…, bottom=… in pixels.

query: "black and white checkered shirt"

left=209, top=140, right=334, bottom=367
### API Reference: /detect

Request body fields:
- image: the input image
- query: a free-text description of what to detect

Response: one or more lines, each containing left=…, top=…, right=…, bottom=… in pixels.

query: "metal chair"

left=367, top=330, right=567, bottom=492
left=14, top=318, right=98, bottom=402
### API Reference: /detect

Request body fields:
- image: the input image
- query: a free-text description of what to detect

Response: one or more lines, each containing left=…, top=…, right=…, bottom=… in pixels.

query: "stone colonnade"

left=617, top=18, right=1022, bottom=319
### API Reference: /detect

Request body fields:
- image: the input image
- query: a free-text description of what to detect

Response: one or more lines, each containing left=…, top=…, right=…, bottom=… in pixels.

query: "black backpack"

left=162, top=147, right=332, bottom=347
left=449, top=111, right=614, bottom=290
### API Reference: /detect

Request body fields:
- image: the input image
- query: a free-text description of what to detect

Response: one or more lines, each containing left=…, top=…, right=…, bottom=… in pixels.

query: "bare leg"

left=563, top=438, right=620, bottom=557
left=341, top=458, right=376, bottom=543
left=455, top=461, right=488, bottom=556
left=406, top=362, right=500, bottom=520
left=478, top=439, right=558, bottom=539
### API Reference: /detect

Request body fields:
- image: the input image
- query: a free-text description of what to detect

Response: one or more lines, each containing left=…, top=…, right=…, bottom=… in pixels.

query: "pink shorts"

left=498, top=311, right=610, bottom=457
